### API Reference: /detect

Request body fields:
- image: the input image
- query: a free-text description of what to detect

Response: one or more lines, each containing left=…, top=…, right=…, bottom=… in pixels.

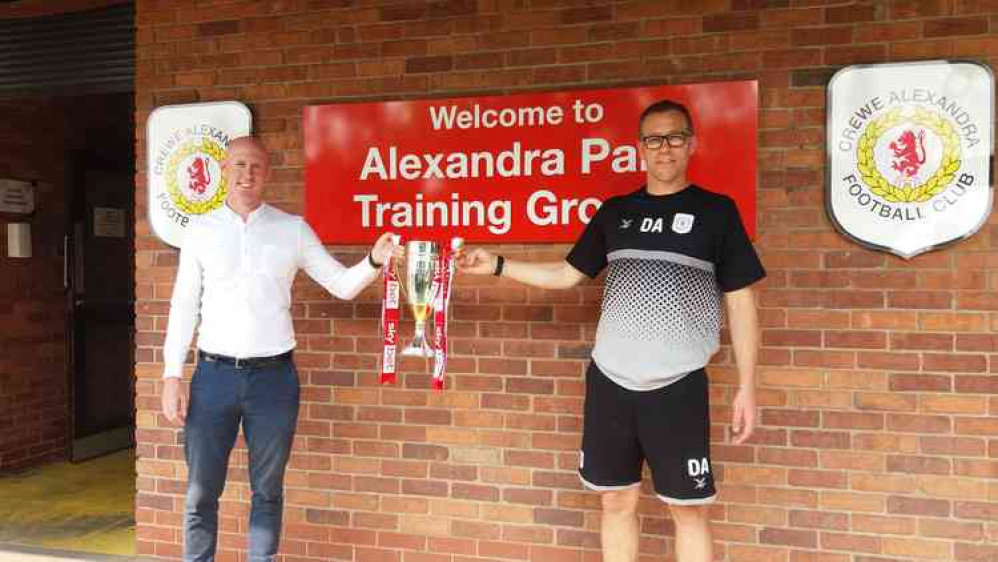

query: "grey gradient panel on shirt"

left=592, top=254, right=722, bottom=391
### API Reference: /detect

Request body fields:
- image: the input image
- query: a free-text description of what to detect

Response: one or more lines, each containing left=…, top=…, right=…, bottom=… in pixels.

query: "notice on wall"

left=304, top=82, right=758, bottom=244
left=93, top=207, right=126, bottom=238
left=0, top=179, right=35, bottom=214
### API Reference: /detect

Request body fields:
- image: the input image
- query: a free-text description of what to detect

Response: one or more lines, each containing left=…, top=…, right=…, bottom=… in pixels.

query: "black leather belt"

left=199, top=350, right=293, bottom=368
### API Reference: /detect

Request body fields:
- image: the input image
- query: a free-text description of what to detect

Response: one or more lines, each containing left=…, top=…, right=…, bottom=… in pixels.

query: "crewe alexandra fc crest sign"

left=147, top=101, right=251, bottom=248
left=827, top=61, right=993, bottom=258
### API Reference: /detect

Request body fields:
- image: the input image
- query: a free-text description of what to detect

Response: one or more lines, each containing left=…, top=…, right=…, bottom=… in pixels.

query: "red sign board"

left=304, top=81, right=757, bottom=244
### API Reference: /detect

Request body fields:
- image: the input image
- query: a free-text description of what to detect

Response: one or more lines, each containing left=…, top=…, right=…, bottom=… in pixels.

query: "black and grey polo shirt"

left=566, top=185, right=766, bottom=391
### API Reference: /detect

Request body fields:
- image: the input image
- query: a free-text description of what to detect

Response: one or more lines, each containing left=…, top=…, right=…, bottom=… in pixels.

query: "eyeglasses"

left=640, top=132, right=693, bottom=149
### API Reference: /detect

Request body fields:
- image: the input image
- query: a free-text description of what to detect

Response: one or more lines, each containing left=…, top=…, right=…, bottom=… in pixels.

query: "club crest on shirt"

left=672, top=213, right=695, bottom=234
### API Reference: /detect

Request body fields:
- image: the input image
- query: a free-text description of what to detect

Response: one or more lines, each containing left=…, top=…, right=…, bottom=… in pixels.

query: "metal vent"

left=0, top=3, right=134, bottom=96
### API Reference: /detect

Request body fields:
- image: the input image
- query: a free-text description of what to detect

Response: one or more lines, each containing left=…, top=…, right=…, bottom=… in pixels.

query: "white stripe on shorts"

left=655, top=492, right=717, bottom=506
left=579, top=473, right=642, bottom=491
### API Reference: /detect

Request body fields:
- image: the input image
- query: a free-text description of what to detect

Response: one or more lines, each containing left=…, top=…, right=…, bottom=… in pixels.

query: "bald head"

left=227, top=136, right=268, bottom=159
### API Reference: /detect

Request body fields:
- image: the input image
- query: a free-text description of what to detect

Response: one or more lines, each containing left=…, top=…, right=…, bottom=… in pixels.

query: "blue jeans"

left=183, top=355, right=300, bottom=562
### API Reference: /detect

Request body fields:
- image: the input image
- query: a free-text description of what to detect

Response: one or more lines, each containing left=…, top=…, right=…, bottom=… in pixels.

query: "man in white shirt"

left=160, top=136, right=396, bottom=562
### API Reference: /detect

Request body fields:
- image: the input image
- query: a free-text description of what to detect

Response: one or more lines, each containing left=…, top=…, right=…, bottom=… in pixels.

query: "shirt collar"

left=638, top=183, right=696, bottom=199
left=221, top=202, right=269, bottom=224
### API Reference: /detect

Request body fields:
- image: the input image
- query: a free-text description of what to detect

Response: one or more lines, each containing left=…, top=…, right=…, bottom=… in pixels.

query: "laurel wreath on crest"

left=855, top=106, right=961, bottom=203
left=166, top=138, right=228, bottom=215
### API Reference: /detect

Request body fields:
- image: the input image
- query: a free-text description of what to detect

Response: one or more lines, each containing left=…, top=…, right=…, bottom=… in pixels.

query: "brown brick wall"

left=0, top=99, right=70, bottom=471
left=134, top=2, right=998, bottom=561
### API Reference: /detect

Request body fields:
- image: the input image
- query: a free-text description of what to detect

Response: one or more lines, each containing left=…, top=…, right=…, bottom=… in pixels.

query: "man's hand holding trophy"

left=379, top=235, right=464, bottom=390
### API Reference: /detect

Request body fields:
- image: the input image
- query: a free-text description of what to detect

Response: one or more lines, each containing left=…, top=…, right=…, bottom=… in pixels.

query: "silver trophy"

left=396, top=240, right=440, bottom=357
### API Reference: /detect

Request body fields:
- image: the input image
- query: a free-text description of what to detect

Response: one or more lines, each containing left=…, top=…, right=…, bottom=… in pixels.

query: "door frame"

left=65, top=149, right=136, bottom=463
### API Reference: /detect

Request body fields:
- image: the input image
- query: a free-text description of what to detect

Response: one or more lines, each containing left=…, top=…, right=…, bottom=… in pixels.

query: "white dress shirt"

left=162, top=203, right=379, bottom=378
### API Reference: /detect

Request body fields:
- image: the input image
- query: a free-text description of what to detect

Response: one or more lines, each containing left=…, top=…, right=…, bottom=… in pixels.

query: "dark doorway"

left=0, top=2, right=137, bottom=556
left=0, top=1, right=136, bottom=470
left=67, top=137, right=135, bottom=461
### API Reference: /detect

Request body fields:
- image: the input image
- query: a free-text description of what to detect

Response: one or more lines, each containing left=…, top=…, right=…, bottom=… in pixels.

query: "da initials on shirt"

left=639, top=217, right=665, bottom=233
left=639, top=214, right=695, bottom=234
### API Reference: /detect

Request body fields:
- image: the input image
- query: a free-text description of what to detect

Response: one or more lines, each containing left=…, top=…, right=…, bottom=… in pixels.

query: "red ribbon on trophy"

left=380, top=236, right=462, bottom=390
left=379, top=234, right=402, bottom=385
left=431, top=239, right=460, bottom=390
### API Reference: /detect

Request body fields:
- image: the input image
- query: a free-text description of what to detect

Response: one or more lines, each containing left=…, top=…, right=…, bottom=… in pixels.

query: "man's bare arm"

left=725, top=286, right=759, bottom=444
left=458, top=248, right=586, bottom=289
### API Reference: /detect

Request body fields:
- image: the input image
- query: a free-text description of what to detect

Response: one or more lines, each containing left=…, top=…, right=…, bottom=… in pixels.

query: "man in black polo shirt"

left=459, top=99, right=765, bottom=562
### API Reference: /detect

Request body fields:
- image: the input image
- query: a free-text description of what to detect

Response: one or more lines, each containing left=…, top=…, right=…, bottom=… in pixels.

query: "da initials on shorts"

left=687, top=457, right=710, bottom=477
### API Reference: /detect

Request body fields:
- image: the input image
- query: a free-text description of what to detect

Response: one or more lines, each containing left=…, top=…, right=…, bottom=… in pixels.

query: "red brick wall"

left=134, top=2, right=998, bottom=561
left=0, top=99, right=70, bottom=472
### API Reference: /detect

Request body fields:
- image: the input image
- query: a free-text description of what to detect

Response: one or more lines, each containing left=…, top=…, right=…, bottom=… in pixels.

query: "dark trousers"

left=183, top=355, right=300, bottom=562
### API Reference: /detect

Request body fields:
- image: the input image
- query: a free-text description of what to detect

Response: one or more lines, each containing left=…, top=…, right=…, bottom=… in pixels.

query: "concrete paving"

left=0, top=450, right=135, bottom=558
left=0, top=543, right=150, bottom=561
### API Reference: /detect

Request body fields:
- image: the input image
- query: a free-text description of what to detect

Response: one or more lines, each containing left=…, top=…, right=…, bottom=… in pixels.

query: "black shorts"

left=579, top=362, right=716, bottom=504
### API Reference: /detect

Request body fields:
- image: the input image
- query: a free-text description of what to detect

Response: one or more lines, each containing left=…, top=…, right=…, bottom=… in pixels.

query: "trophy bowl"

left=397, top=240, right=440, bottom=357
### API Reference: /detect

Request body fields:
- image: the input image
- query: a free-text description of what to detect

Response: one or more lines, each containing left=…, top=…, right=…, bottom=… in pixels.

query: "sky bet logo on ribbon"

left=826, top=61, right=993, bottom=259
